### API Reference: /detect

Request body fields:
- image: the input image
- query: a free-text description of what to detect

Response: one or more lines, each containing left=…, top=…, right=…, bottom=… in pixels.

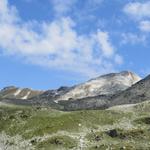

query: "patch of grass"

left=1, top=102, right=150, bottom=149
left=134, top=116, right=150, bottom=125
left=36, top=135, right=77, bottom=150
left=0, top=105, right=127, bottom=139
left=88, top=142, right=150, bottom=150
left=86, top=128, right=150, bottom=150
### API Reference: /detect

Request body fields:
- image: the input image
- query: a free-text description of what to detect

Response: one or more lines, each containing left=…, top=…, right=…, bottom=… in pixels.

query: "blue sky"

left=0, top=0, right=150, bottom=90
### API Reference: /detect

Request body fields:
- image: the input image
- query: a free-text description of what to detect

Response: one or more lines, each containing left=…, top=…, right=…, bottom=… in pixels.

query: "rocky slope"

left=0, top=86, right=44, bottom=100
left=110, top=74, right=150, bottom=106
left=32, top=71, right=141, bottom=105
left=55, top=71, right=141, bottom=102
left=61, top=73, right=150, bottom=111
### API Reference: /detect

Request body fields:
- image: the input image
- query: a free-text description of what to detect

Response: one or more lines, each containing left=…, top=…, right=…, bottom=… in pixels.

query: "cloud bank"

left=124, top=2, right=150, bottom=20
left=0, top=0, right=123, bottom=77
left=124, top=1, right=150, bottom=33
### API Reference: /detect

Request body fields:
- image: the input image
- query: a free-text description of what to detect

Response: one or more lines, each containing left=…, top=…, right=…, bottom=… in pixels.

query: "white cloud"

left=96, top=31, right=114, bottom=58
left=52, top=0, right=103, bottom=16
left=0, top=0, right=122, bottom=77
left=139, top=20, right=150, bottom=32
left=121, top=33, right=146, bottom=45
left=123, top=2, right=150, bottom=20
left=124, top=2, right=150, bottom=34
left=51, top=0, right=77, bottom=16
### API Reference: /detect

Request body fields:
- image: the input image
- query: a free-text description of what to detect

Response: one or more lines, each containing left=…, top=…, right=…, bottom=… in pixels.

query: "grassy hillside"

left=0, top=101, right=150, bottom=149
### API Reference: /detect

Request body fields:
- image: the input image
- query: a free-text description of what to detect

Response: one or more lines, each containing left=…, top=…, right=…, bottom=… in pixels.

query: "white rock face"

left=57, top=71, right=141, bottom=101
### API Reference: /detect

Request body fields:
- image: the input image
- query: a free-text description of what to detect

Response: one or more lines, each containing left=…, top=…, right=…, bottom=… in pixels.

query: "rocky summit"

left=56, top=71, right=141, bottom=101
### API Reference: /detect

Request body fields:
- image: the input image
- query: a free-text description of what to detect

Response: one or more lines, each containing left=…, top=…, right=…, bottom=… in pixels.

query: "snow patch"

left=14, top=89, right=22, bottom=96
left=21, top=91, right=31, bottom=100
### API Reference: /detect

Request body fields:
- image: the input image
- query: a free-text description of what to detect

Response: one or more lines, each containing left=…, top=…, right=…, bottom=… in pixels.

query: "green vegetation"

left=0, top=104, right=126, bottom=139
left=1, top=101, right=150, bottom=149
left=37, top=136, right=77, bottom=150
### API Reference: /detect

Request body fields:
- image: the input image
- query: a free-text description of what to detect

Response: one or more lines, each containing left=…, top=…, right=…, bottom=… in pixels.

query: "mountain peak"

left=96, top=71, right=140, bottom=79
left=119, top=71, right=141, bottom=82
left=0, top=71, right=142, bottom=103
left=119, top=70, right=139, bottom=77
left=56, top=71, right=141, bottom=101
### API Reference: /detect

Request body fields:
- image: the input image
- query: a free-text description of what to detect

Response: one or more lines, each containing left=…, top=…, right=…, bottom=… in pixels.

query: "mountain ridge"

left=0, top=86, right=44, bottom=100
left=0, top=70, right=144, bottom=111
left=55, top=71, right=141, bottom=101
